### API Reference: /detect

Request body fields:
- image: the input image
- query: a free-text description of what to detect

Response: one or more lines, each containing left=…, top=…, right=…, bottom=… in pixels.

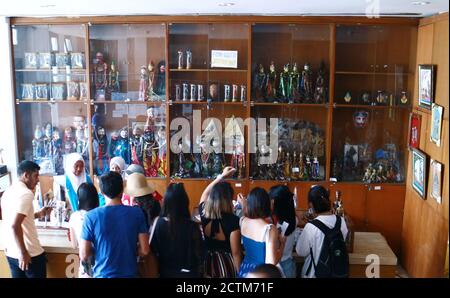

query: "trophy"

left=177, top=49, right=184, bottom=69
left=35, top=84, right=48, bottom=100
left=175, top=84, right=181, bottom=101
left=224, top=84, right=231, bottom=102
left=240, top=85, right=246, bottom=102
left=70, top=52, right=84, bottom=69
left=190, top=84, right=197, bottom=102
left=182, top=83, right=189, bottom=101
left=24, top=52, right=38, bottom=69
left=232, top=84, right=239, bottom=102
left=21, top=84, right=34, bottom=100
left=186, top=50, right=192, bottom=69
left=67, top=81, right=80, bottom=100
left=198, top=84, right=204, bottom=101
left=79, top=82, right=88, bottom=100
left=38, top=52, right=52, bottom=69
left=51, top=83, right=65, bottom=101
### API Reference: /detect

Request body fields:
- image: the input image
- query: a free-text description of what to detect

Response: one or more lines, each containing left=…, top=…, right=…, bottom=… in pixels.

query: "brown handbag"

left=138, top=216, right=160, bottom=278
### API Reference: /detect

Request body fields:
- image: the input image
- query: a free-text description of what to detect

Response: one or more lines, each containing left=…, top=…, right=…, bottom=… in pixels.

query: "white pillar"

left=0, top=17, right=19, bottom=178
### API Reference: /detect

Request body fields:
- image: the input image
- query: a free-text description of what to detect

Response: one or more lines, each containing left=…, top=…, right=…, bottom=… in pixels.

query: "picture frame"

left=411, top=148, right=428, bottom=199
left=430, top=103, right=443, bottom=147
left=430, top=159, right=443, bottom=204
left=408, top=112, right=421, bottom=149
left=418, top=64, right=436, bottom=110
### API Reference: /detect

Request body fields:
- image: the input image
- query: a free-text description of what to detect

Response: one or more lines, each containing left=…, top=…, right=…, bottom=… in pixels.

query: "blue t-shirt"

left=81, top=205, right=148, bottom=278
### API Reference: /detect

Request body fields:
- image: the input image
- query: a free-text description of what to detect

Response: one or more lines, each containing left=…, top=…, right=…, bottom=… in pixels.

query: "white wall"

left=0, top=17, right=19, bottom=178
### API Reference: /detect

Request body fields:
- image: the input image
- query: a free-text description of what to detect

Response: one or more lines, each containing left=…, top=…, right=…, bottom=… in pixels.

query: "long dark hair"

left=161, top=183, right=191, bottom=238
left=77, top=183, right=99, bottom=211
left=269, top=185, right=296, bottom=236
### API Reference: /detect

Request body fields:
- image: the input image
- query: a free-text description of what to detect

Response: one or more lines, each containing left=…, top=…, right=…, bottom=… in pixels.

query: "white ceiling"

left=1, top=0, right=448, bottom=17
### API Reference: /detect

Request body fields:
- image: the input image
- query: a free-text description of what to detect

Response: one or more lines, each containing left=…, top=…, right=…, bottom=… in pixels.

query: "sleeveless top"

left=238, top=217, right=273, bottom=277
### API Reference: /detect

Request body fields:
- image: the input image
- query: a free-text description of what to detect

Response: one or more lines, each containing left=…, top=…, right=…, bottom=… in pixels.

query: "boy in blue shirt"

left=79, top=171, right=149, bottom=278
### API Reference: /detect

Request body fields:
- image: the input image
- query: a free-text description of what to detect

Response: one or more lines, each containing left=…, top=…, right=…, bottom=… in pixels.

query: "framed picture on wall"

left=418, top=64, right=436, bottom=110
left=411, top=148, right=428, bottom=199
left=430, top=103, right=444, bottom=146
left=408, top=112, right=422, bottom=149
left=430, top=159, right=443, bottom=204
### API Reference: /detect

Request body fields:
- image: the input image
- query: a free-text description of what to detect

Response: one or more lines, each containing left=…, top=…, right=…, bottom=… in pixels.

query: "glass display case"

left=89, top=24, right=166, bottom=102
left=250, top=24, right=331, bottom=181
left=13, top=24, right=89, bottom=175
left=331, top=24, right=416, bottom=183
left=168, top=23, right=249, bottom=180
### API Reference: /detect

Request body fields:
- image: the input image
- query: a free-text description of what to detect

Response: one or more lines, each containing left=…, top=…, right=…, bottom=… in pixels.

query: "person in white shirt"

left=1, top=161, right=52, bottom=278
left=295, top=185, right=348, bottom=278
left=269, top=185, right=300, bottom=278
left=68, top=182, right=99, bottom=277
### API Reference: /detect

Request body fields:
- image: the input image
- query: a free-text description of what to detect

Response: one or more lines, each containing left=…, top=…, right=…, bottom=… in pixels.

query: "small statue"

left=344, top=91, right=352, bottom=103
left=156, top=127, right=167, bottom=177
left=63, top=127, right=76, bottom=155
left=275, top=146, right=285, bottom=180
left=283, top=152, right=291, bottom=179
left=147, top=61, right=156, bottom=100
left=314, top=62, right=327, bottom=103
left=75, top=125, right=86, bottom=154
left=43, top=123, right=53, bottom=159
left=363, top=163, right=374, bottom=183
left=109, top=131, right=119, bottom=158
left=233, top=144, right=245, bottom=179
left=300, top=62, right=313, bottom=101
left=32, top=125, right=45, bottom=162
left=93, top=126, right=109, bottom=176
left=138, top=65, right=149, bottom=101
left=253, top=64, right=267, bottom=101
left=116, top=127, right=131, bottom=165
left=289, top=63, right=301, bottom=103
left=186, top=50, right=192, bottom=69
left=312, top=157, right=320, bottom=180
left=298, top=152, right=305, bottom=180
left=278, top=64, right=290, bottom=103
left=191, top=153, right=203, bottom=178
left=108, top=60, right=120, bottom=92
left=376, top=90, right=387, bottom=105
left=361, top=92, right=371, bottom=105
left=93, top=52, right=108, bottom=92
left=305, top=155, right=311, bottom=180
left=155, top=60, right=166, bottom=96
left=266, top=61, right=277, bottom=101
left=130, top=126, right=143, bottom=166
left=211, top=152, right=224, bottom=179
left=51, top=128, right=64, bottom=175
left=175, top=142, right=188, bottom=178
left=290, top=151, right=299, bottom=180
left=143, top=108, right=158, bottom=177
left=177, top=49, right=184, bottom=69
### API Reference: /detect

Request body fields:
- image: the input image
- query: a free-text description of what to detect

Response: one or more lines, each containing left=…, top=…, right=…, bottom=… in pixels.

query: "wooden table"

left=294, top=232, right=398, bottom=278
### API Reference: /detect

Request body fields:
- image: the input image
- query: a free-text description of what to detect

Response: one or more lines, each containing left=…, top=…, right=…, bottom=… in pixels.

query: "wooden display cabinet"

left=10, top=17, right=417, bottom=237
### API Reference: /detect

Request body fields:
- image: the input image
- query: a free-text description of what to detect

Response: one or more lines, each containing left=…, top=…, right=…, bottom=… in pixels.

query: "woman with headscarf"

left=54, top=153, right=93, bottom=212
left=110, top=156, right=126, bottom=178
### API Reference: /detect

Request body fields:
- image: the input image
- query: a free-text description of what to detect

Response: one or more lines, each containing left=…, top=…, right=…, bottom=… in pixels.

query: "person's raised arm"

left=11, top=213, right=30, bottom=271
left=199, top=166, right=235, bottom=205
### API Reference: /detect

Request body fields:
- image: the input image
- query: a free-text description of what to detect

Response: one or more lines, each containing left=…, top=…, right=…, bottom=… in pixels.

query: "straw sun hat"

left=124, top=173, right=155, bottom=197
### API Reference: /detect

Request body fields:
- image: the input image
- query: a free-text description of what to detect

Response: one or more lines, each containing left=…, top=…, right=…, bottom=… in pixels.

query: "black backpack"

left=306, top=215, right=349, bottom=278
